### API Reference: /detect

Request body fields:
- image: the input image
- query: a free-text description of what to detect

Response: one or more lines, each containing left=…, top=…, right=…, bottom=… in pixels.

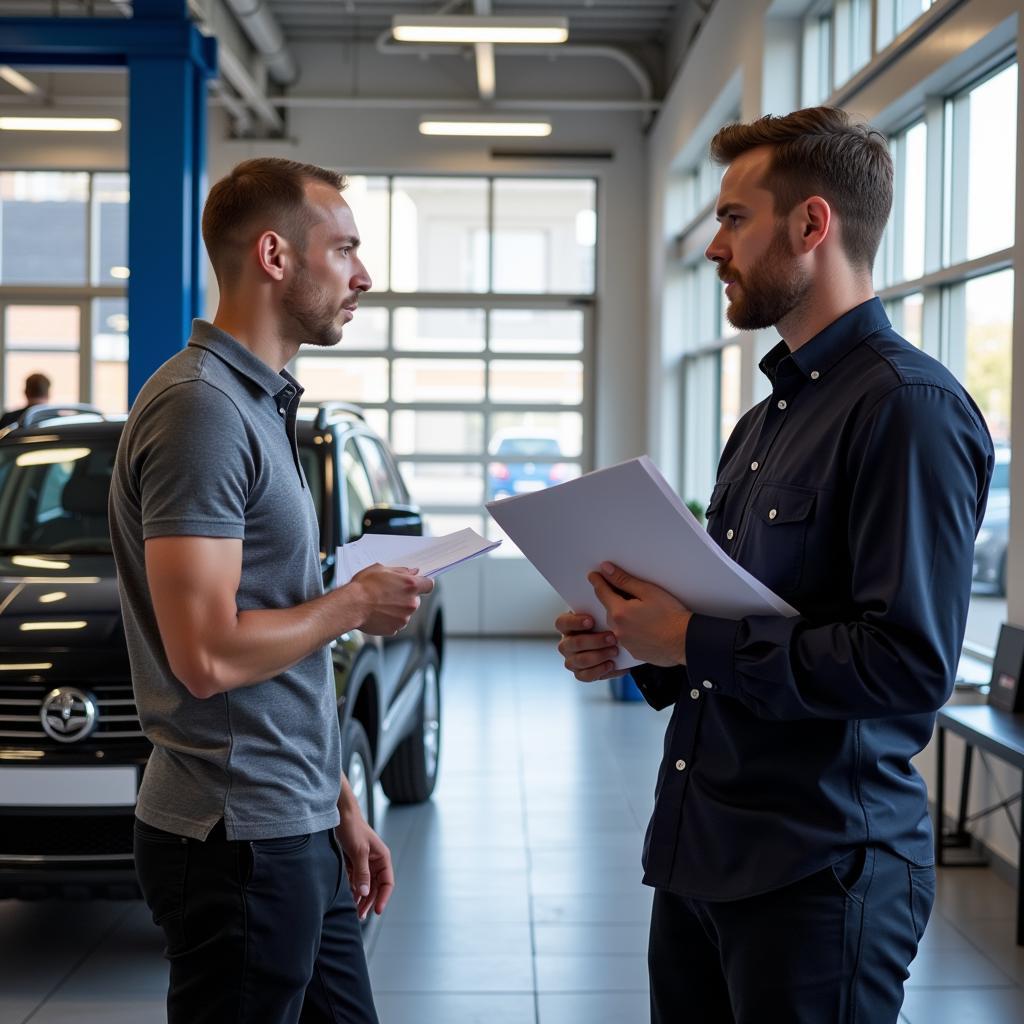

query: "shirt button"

left=689, top=688, right=700, bottom=700
left=278, top=407, right=286, bottom=416
left=769, top=509, right=777, bottom=520
left=675, top=759, right=687, bottom=771
left=702, top=679, right=713, bottom=689
left=726, top=529, right=734, bottom=540
left=750, top=461, right=759, bottom=471
left=777, top=400, right=787, bottom=410
left=810, top=370, right=820, bottom=380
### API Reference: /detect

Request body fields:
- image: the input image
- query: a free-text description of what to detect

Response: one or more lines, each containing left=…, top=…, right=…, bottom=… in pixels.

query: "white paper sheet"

left=486, top=455, right=797, bottom=670
left=334, top=528, right=500, bottom=587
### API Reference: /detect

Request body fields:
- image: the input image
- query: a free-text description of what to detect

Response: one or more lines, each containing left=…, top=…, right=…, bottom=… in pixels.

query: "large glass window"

left=962, top=63, right=1017, bottom=261
left=294, top=175, right=595, bottom=557
left=873, top=60, right=1018, bottom=650
left=719, top=343, right=742, bottom=451
left=0, top=171, right=129, bottom=414
left=876, top=0, right=935, bottom=51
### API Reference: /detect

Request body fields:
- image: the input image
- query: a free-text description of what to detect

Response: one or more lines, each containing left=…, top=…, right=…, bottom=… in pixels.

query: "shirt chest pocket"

left=745, top=483, right=817, bottom=596
left=703, top=481, right=731, bottom=545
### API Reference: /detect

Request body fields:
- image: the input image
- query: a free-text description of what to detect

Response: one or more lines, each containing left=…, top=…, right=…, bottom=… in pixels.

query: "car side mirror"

left=362, top=505, right=423, bottom=537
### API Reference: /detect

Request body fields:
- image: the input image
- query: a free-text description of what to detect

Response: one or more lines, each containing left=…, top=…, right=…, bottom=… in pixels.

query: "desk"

left=934, top=705, right=1024, bottom=945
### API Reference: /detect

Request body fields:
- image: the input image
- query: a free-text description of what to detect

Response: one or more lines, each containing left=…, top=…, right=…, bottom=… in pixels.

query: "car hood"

left=0, top=554, right=127, bottom=676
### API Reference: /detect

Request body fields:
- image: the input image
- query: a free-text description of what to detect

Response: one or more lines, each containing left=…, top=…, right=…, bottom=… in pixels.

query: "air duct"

left=222, top=0, right=297, bottom=86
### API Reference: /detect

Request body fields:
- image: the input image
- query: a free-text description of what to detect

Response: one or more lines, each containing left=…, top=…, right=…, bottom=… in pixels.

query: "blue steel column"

left=128, top=0, right=215, bottom=402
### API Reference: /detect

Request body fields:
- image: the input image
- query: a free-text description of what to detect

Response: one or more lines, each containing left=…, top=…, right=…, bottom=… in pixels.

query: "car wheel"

left=343, top=718, right=375, bottom=830
left=380, top=648, right=441, bottom=804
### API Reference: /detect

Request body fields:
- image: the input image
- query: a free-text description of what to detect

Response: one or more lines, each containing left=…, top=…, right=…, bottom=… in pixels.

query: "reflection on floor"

left=0, top=640, right=1022, bottom=1023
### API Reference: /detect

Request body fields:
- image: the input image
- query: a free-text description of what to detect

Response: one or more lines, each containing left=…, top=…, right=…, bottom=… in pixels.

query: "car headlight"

left=976, top=528, right=992, bottom=545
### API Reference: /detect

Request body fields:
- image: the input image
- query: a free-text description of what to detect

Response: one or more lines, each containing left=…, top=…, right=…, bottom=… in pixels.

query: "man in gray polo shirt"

left=110, top=158, right=431, bottom=1024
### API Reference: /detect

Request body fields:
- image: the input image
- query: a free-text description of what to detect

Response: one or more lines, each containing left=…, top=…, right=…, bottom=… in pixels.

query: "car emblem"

left=40, top=687, right=98, bottom=743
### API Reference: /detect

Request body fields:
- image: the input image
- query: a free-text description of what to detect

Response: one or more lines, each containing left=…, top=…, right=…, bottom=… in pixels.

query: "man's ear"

left=255, top=230, right=288, bottom=282
left=793, top=195, right=832, bottom=254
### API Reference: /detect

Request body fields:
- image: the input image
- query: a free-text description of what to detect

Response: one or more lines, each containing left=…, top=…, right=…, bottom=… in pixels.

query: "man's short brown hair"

left=201, top=158, right=347, bottom=284
left=709, top=106, right=893, bottom=271
left=25, top=373, right=50, bottom=400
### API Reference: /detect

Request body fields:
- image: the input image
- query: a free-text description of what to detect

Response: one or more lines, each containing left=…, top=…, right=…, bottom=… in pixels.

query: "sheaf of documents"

left=334, top=528, right=500, bottom=587
left=486, top=455, right=797, bottom=670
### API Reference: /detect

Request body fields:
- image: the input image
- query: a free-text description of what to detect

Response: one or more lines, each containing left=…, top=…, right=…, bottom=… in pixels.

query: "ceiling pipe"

left=375, top=33, right=653, bottom=103
left=222, top=0, right=298, bottom=86
left=268, top=96, right=661, bottom=113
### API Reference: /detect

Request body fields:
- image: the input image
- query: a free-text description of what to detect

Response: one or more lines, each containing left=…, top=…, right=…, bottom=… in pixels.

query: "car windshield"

left=0, top=439, right=324, bottom=555
left=496, top=437, right=561, bottom=458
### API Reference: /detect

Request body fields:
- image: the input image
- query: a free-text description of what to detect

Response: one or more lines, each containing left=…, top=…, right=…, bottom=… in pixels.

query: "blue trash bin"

left=609, top=672, right=644, bottom=702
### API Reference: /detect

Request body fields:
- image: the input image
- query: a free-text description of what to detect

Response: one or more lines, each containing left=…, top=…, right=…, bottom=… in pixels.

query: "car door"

left=338, top=434, right=404, bottom=710
left=354, top=433, right=428, bottom=705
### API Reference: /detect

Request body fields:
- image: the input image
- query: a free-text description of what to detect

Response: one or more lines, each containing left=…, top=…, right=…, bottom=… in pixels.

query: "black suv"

left=0, top=402, right=444, bottom=899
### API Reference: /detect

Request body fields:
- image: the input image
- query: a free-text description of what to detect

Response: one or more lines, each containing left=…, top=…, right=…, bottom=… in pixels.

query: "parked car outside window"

left=973, top=444, right=1010, bottom=596
left=486, top=429, right=572, bottom=501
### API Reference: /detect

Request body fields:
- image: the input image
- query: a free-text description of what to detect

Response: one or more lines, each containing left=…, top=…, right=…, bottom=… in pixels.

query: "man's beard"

left=282, top=259, right=346, bottom=349
left=722, top=224, right=811, bottom=331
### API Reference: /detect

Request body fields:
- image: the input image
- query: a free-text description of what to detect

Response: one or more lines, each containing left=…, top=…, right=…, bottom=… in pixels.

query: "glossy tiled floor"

left=1, top=639, right=1023, bottom=1023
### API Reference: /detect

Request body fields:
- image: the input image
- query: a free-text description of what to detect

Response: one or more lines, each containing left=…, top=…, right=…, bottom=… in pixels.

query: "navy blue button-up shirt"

left=633, top=298, right=993, bottom=900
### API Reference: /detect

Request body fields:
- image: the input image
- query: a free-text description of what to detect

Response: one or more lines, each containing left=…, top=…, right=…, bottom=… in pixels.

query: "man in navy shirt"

left=556, top=107, right=993, bottom=1023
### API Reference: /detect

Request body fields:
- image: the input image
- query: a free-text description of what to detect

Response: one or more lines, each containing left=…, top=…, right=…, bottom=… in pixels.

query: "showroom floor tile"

left=1, top=640, right=1023, bottom=1023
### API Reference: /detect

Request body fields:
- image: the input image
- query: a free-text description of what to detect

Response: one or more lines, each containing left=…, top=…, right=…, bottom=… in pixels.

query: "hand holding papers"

left=486, top=456, right=796, bottom=670
left=334, top=528, right=499, bottom=587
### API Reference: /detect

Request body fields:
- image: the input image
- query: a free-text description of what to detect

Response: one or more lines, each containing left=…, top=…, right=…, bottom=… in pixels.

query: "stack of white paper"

left=334, top=528, right=500, bottom=587
left=486, top=455, right=796, bottom=670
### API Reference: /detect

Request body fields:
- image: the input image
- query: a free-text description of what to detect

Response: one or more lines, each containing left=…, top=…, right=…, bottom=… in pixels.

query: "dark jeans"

left=649, top=847, right=935, bottom=1024
left=134, top=818, right=378, bottom=1024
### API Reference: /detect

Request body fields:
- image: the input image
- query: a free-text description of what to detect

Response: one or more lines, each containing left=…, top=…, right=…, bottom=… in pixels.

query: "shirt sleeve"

left=685, top=383, right=992, bottom=721
left=134, top=380, right=256, bottom=540
left=630, top=663, right=688, bottom=710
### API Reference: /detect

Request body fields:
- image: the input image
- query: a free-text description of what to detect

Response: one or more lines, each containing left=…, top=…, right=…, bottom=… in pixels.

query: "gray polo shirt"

left=109, top=320, right=341, bottom=841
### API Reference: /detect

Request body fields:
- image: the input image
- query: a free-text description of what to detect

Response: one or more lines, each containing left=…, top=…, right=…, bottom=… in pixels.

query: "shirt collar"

left=187, top=319, right=302, bottom=400
left=759, top=297, right=891, bottom=386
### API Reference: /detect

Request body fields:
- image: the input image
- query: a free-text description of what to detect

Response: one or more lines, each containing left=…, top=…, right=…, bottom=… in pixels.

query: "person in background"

left=555, top=107, right=993, bottom=1023
left=0, top=372, right=50, bottom=428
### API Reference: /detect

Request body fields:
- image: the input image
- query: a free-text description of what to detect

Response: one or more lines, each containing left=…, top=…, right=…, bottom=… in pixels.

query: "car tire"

left=998, top=552, right=1008, bottom=597
left=380, top=648, right=441, bottom=804
left=343, top=718, right=375, bottom=830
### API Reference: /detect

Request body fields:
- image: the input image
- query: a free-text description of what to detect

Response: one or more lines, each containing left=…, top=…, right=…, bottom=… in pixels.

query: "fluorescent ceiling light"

left=392, top=15, right=568, bottom=44
left=0, top=117, right=121, bottom=133
left=419, top=118, right=552, bottom=138
left=0, top=66, right=41, bottom=97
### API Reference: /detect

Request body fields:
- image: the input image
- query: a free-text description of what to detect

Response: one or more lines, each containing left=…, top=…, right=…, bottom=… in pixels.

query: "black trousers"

left=649, top=847, right=935, bottom=1024
left=134, top=818, right=378, bottom=1024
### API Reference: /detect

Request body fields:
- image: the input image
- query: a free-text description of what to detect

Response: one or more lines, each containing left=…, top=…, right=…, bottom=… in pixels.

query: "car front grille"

left=0, top=682, right=144, bottom=745
left=0, top=812, right=134, bottom=861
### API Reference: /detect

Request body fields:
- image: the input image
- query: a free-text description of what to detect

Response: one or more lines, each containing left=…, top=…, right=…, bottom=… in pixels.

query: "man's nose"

left=705, top=229, right=728, bottom=265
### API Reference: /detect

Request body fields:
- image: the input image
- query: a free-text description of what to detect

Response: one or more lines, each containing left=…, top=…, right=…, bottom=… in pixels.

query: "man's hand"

left=336, top=787, right=395, bottom=920
left=555, top=611, right=628, bottom=682
left=350, top=564, right=434, bottom=637
left=588, top=562, right=692, bottom=667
